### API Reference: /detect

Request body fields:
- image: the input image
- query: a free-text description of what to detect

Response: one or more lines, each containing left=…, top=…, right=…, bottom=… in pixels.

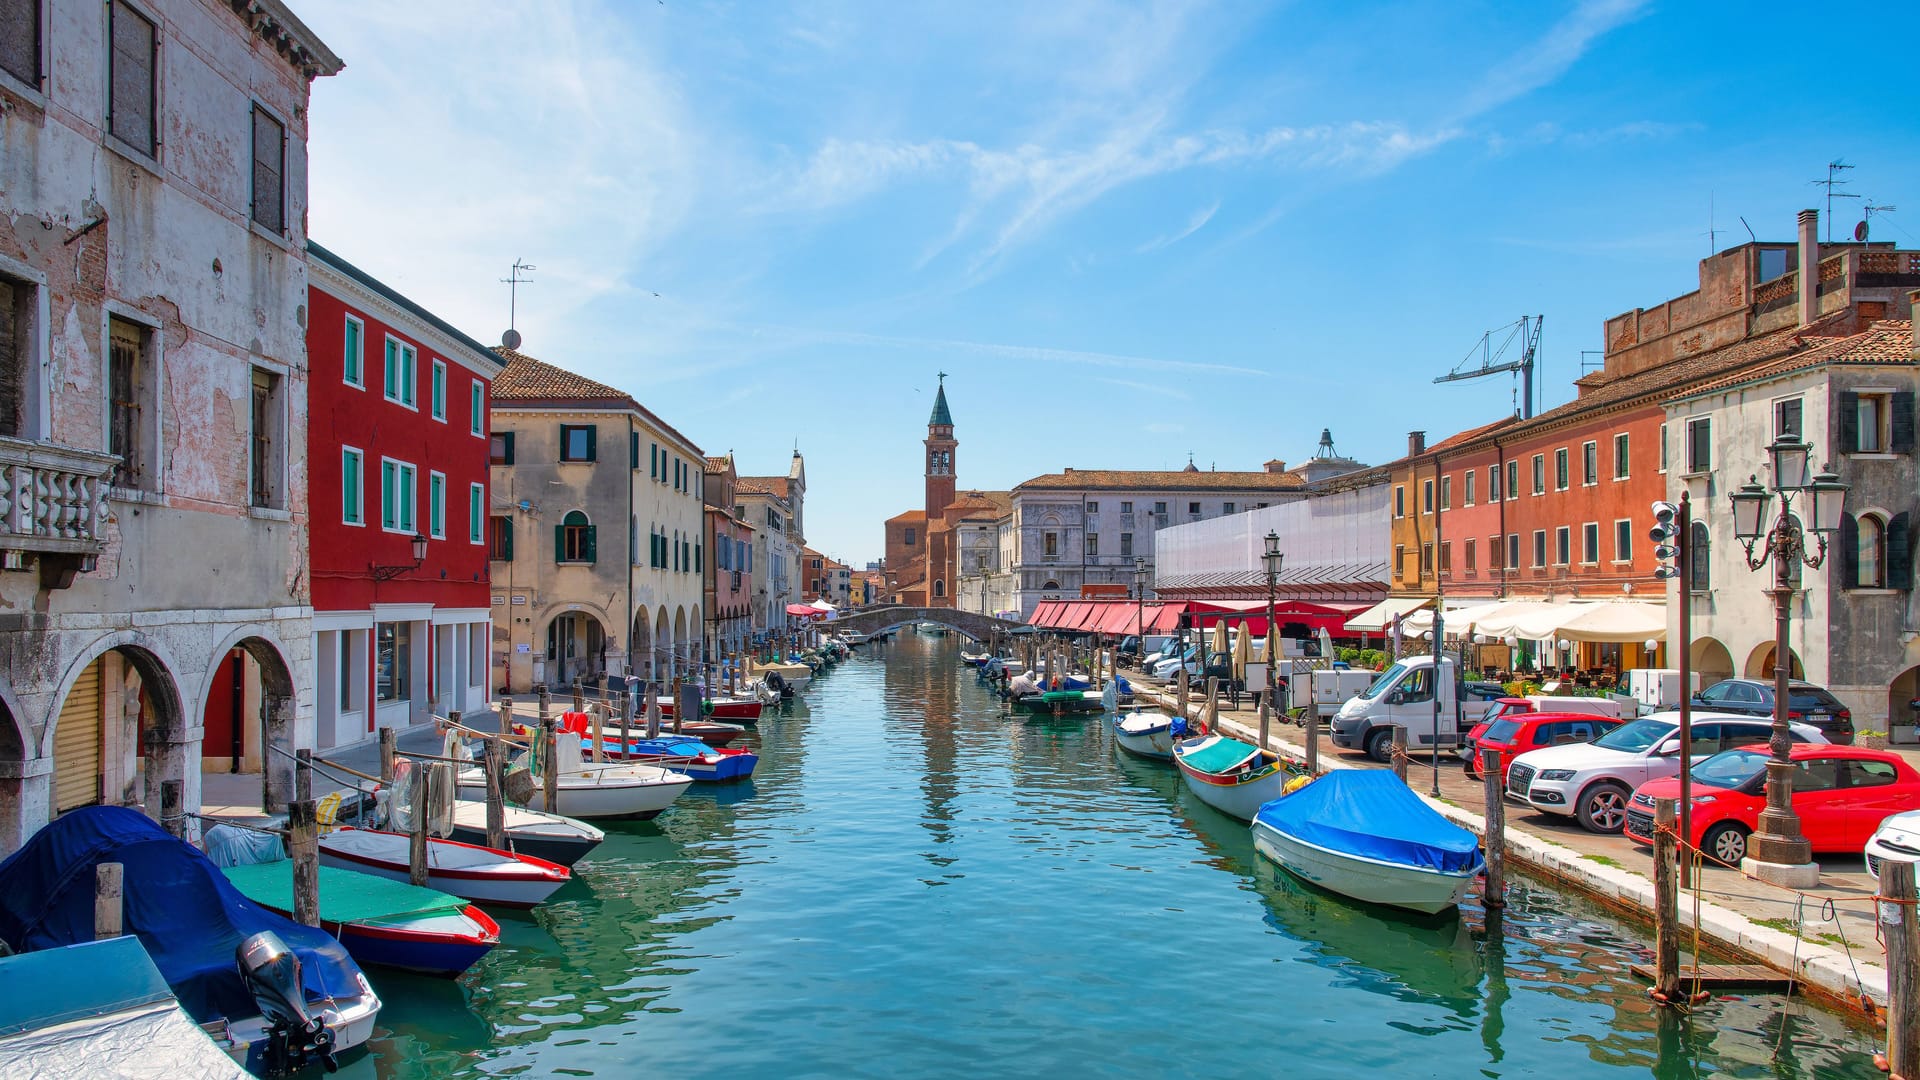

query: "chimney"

left=1408, top=431, right=1426, bottom=456
left=1798, top=209, right=1820, bottom=327
left=1264, top=459, right=1287, bottom=473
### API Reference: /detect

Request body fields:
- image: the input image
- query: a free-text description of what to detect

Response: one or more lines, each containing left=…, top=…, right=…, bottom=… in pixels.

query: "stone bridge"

left=833, top=606, right=1023, bottom=643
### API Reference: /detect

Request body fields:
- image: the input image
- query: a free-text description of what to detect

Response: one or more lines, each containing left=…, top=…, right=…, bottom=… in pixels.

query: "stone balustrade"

left=0, top=435, right=119, bottom=563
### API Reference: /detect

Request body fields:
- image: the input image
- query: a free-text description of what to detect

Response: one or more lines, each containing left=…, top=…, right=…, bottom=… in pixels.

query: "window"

left=1465, top=539, right=1477, bottom=571
left=0, top=0, right=39, bottom=85
left=1120, top=532, right=1133, bottom=557
left=903, top=527, right=916, bottom=546
left=375, top=622, right=411, bottom=703
left=383, top=338, right=416, bottom=407
left=1613, top=433, right=1630, bottom=479
left=1463, top=471, right=1475, bottom=506
left=1488, top=466, right=1501, bottom=502
left=1686, top=417, right=1710, bottom=472
left=1120, top=501, right=1133, bottom=514
left=1086, top=534, right=1099, bottom=557
left=1488, top=535, right=1502, bottom=569
left=428, top=471, right=445, bottom=539
left=1222, top=502, right=1235, bottom=514
left=559, top=509, right=595, bottom=563
left=1188, top=502, right=1201, bottom=515
left=430, top=360, right=446, bottom=421
left=1853, top=760, right=1901, bottom=789
left=1420, top=543, right=1433, bottom=574
left=0, top=277, right=30, bottom=438
left=1394, top=486, right=1405, bottom=518
left=470, top=381, right=484, bottom=436
left=1688, top=521, right=1710, bottom=591
left=341, top=448, right=363, bottom=526
left=1507, top=534, right=1520, bottom=571
left=1530, top=454, right=1545, bottom=495
left=1532, top=530, right=1547, bottom=568
left=1582, top=522, right=1599, bottom=564
left=1554, top=526, right=1569, bottom=566
left=1774, top=397, right=1803, bottom=439
left=1505, top=460, right=1519, bottom=501
left=1422, top=479, right=1434, bottom=514
left=559, top=424, right=596, bottom=462
left=1841, top=391, right=1911, bottom=454
left=1554, top=448, right=1569, bottom=491
left=248, top=367, right=282, bottom=508
left=488, top=515, right=512, bottom=561
left=1658, top=423, right=1669, bottom=472
left=1582, top=441, right=1597, bottom=485
left=1394, top=544, right=1406, bottom=580
left=1608, top=519, right=1630, bottom=563
left=1086, top=501, right=1099, bottom=514
left=108, top=1, right=156, bottom=156
left=380, top=459, right=416, bottom=533
left=1439, top=476, right=1451, bottom=510
left=1853, top=513, right=1885, bottom=588
left=1153, top=501, right=1167, bottom=515
left=489, top=431, right=514, bottom=465
left=342, top=316, right=363, bottom=388
left=249, top=105, right=285, bottom=233
left=1438, top=541, right=1450, bottom=572
left=1043, top=531, right=1058, bottom=556
left=107, top=316, right=151, bottom=489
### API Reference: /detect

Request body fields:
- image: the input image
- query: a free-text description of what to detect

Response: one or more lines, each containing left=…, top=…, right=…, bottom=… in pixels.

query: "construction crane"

left=1432, top=316, right=1541, bottom=419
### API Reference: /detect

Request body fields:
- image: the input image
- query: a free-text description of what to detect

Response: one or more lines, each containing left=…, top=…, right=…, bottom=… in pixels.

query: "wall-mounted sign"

left=492, top=595, right=506, bottom=605
left=516, top=643, right=531, bottom=653
left=511, top=595, right=527, bottom=605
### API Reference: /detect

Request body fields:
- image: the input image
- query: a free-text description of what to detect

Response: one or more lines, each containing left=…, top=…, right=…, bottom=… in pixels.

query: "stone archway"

left=1743, top=641, right=1803, bottom=681
left=0, top=679, right=34, bottom=853
left=631, top=605, right=652, bottom=678
left=1690, top=637, right=1735, bottom=686
left=43, top=636, right=189, bottom=836
left=655, top=608, right=671, bottom=680
left=199, top=632, right=298, bottom=814
left=673, top=607, right=688, bottom=678
left=542, top=608, right=608, bottom=693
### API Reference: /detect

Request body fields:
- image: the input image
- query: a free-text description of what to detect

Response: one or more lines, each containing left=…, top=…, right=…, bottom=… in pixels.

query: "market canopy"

left=1345, top=596, right=1431, bottom=633
left=1554, top=601, right=1666, bottom=643
left=786, top=603, right=825, bottom=619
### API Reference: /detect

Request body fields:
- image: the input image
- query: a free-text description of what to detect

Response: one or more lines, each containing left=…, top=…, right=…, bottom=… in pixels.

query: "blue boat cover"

left=0, top=806, right=364, bottom=1025
left=1255, top=771, right=1484, bottom=874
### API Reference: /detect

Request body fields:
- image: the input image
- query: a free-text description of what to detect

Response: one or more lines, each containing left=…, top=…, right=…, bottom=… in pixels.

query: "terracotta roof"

left=1015, top=469, right=1307, bottom=493
left=704, top=456, right=732, bottom=472
left=1672, top=320, right=1916, bottom=399
left=491, top=349, right=633, bottom=403
left=737, top=476, right=790, bottom=498
left=1429, top=416, right=1521, bottom=454
left=887, top=510, right=927, bottom=523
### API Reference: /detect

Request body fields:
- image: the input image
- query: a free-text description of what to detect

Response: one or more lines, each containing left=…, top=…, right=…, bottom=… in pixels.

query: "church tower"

left=924, top=373, right=957, bottom=519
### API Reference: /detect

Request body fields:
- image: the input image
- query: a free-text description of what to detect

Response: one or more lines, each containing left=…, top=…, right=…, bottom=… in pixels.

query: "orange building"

left=881, top=375, right=961, bottom=605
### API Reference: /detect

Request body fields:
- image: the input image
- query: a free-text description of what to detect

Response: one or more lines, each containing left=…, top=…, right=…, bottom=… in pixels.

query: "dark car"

left=1691, top=678, right=1854, bottom=744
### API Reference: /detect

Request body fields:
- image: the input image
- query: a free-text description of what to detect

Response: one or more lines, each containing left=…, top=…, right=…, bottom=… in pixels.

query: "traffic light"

left=1650, top=500, right=1681, bottom=580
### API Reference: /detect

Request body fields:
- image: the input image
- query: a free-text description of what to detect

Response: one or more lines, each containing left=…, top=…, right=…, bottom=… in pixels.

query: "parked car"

left=1504, top=712, right=1828, bottom=833
left=1458, top=696, right=1632, bottom=762
left=1464, top=712, right=1623, bottom=783
left=1691, top=678, right=1854, bottom=744
left=1866, top=809, right=1920, bottom=881
left=1624, top=744, right=1920, bottom=865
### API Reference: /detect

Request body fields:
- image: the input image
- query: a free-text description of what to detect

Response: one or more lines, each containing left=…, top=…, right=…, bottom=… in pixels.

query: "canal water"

left=343, top=633, right=1884, bottom=1078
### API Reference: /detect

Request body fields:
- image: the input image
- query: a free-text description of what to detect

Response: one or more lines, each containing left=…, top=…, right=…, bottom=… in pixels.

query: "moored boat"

left=591, top=733, right=759, bottom=782
left=660, top=695, right=764, bottom=723
left=1171, top=734, right=1291, bottom=820
left=1112, top=708, right=1180, bottom=759
left=222, top=861, right=499, bottom=979
left=1010, top=689, right=1105, bottom=714
left=316, top=827, right=571, bottom=909
left=456, top=736, right=696, bottom=820
left=444, top=801, right=605, bottom=867
left=1251, top=771, right=1484, bottom=915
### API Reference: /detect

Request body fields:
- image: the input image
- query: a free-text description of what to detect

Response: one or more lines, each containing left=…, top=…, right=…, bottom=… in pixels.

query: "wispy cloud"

left=1096, top=376, right=1191, bottom=400
left=711, top=322, right=1269, bottom=379
left=1138, top=200, right=1221, bottom=254
left=1445, top=0, right=1652, bottom=124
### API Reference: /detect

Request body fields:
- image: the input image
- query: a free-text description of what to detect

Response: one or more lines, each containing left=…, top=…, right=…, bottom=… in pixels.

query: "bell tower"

left=924, top=372, right=957, bottom=519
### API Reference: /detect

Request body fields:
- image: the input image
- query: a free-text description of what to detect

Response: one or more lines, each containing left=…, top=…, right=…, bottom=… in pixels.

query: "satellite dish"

left=1855, top=220, right=1869, bottom=242
left=501, top=328, right=523, bottom=350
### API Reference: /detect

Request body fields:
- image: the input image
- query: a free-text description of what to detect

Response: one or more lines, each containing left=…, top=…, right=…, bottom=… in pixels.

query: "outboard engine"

left=237, top=931, right=337, bottom=1076
left=764, top=670, right=790, bottom=699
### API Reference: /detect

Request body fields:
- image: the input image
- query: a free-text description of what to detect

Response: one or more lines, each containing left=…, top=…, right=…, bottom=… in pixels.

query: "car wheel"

left=1366, top=729, right=1394, bottom=764
left=1703, top=822, right=1750, bottom=866
left=1575, top=781, right=1632, bottom=833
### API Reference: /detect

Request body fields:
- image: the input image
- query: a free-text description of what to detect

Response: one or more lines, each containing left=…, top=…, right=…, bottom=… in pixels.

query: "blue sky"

left=301, top=1, right=1919, bottom=567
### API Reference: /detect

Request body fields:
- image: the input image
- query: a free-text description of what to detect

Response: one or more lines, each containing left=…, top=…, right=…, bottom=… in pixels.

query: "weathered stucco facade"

left=0, top=0, right=339, bottom=851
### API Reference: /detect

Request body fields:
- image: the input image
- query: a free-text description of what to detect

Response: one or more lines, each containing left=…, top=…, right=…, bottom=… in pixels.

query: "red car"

left=1464, top=712, right=1621, bottom=783
left=1624, top=744, right=1920, bottom=865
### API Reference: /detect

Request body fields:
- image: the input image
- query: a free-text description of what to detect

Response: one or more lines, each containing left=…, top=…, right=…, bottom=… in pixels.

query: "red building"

left=299, top=242, right=502, bottom=749
left=704, top=454, right=757, bottom=659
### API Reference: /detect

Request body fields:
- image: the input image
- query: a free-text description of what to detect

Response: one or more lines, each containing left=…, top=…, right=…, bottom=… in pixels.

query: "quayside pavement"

left=1131, top=677, right=1897, bottom=1013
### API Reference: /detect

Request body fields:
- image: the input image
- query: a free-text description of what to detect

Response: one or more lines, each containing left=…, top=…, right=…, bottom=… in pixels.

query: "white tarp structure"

left=1153, top=482, right=1389, bottom=593
left=1401, top=599, right=1665, bottom=643
left=1555, top=601, right=1666, bottom=643
left=1347, top=596, right=1431, bottom=633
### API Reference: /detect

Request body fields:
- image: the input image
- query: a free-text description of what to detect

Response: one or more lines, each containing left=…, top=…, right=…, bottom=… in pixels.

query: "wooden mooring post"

left=1883, top=859, right=1919, bottom=1079
left=1304, top=713, right=1320, bottom=776
left=1391, top=726, right=1408, bottom=783
left=1175, top=667, right=1190, bottom=721
left=1651, top=796, right=1680, bottom=1003
left=484, top=737, right=508, bottom=851
left=1481, top=747, right=1505, bottom=908
left=95, top=862, right=123, bottom=940
left=289, top=799, right=320, bottom=927
left=620, top=682, right=635, bottom=758
left=379, top=727, right=398, bottom=785
left=499, top=695, right=515, bottom=736
left=537, top=687, right=552, bottom=728
left=572, top=679, right=586, bottom=713
left=1257, top=685, right=1271, bottom=752
left=294, top=748, right=313, bottom=803
left=408, top=768, right=431, bottom=888
left=541, top=718, right=561, bottom=815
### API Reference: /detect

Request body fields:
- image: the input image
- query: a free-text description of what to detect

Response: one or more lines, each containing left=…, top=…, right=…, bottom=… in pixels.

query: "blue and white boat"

left=1112, top=708, right=1181, bottom=759
left=1251, top=771, right=1485, bottom=915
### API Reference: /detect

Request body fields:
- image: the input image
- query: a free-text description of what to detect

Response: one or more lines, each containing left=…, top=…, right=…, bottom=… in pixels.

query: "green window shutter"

left=384, top=340, right=398, bottom=397
left=1890, top=512, right=1913, bottom=590
left=1839, top=513, right=1859, bottom=587
left=630, top=431, right=640, bottom=468
left=554, top=524, right=565, bottom=564
left=585, top=525, right=598, bottom=564
left=380, top=460, right=395, bottom=528
left=1892, top=392, right=1916, bottom=454
left=502, top=431, right=515, bottom=465
left=503, top=520, right=514, bottom=561
left=651, top=444, right=659, bottom=479
left=696, top=541, right=702, bottom=573
left=1838, top=391, right=1859, bottom=452
left=469, top=485, right=482, bottom=543
left=585, top=425, right=597, bottom=461
left=470, top=381, right=483, bottom=435
left=344, top=320, right=360, bottom=384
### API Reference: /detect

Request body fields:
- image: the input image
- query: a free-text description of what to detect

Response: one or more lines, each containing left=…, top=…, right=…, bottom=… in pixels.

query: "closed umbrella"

left=1211, top=620, right=1230, bottom=671
left=1233, top=624, right=1252, bottom=682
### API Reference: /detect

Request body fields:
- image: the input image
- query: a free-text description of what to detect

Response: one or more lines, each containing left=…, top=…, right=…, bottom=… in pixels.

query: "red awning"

left=787, top=603, right=823, bottom=618
left=1147, top=602, right=1187, bottom=633
left=1063, top=602, right=1097, bottom=631
left=1186, top=600, right=1372, bottom=636
left=1099, top=604, right=1142, bottom=635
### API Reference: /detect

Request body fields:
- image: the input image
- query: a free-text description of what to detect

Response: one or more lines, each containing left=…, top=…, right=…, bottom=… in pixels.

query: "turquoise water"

left=342, top=633, right=1884, bottom=1078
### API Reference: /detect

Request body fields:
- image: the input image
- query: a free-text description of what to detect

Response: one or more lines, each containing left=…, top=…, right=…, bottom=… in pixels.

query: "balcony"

left=0, top=436, right=119, bottom=588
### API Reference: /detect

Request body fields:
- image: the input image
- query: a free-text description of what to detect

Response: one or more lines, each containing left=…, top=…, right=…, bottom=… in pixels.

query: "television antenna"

left=1857, top=201, right=1898, bottom=242
left=1433, top=316, right=1542, bottom=419
left=500, top=259, right=536, bottom=349
left=1810, top=161, right=1859, bottom=243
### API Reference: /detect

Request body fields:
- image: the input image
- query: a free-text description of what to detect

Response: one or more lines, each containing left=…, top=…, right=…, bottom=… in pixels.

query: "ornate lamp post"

left=1260, top=532, right=1283, bottom=751
left=1727, top=433, right=1848, bottom=886
left=1133, top=557, right=1150, bottom=661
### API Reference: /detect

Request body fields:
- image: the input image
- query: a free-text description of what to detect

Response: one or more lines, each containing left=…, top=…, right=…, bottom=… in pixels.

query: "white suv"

left=1506, top=711, right=1828, bottom=833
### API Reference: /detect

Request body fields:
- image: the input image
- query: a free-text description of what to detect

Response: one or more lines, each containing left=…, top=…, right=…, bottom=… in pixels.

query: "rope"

left=180, top=812, right=287, bottom=837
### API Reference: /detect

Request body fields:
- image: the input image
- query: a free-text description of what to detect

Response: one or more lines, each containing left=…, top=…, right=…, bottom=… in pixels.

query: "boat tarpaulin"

left=1255, top=771, right=1483, bottom=874
left=1178, top=736, right=1261, bottom=775
left=1345, top=596, right=1431, bottom=633
left=0, top=806, right=364, bottom=1027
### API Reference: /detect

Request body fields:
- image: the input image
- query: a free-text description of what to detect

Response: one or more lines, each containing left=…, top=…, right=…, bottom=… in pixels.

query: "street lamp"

left=1133, top=557, right=1150, bottom=663
left=1728, top=433, right=1848, bottom=887
left=1260, top=532, right=1282, bottom=752
left=370, top=533, right=429, bottom=582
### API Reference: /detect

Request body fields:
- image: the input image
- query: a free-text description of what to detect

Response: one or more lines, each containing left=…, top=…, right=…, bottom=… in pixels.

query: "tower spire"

left=929, top=371, right=953, bottom=428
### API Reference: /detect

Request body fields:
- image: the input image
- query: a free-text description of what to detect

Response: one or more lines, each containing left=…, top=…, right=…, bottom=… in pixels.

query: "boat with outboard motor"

left=444, top=800, right=604, bottom=867
left=316, top=827, right=571, bottom=910
left=220, top=859, right=499, bottom=978
left=1171, top=734, right=1292, bottom=820
left=1113, top=707, right=1183, bottom=759
left=1251, top=770, right=1485, bottom=915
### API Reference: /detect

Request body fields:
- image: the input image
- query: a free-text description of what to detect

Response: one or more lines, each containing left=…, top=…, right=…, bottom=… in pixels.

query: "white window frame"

left=1532, top=529, right=1547, bottom=568
left=1554, top=447, right=1570, bottom=492
left=1684, top=416, right=1711, bottom=474
left=430, top=359, right=447, bottom=422
left=1531, top=454, right=1545, bottom=495
left=1613, top=518, right=1634, bottom=564
left=342, top=314, right=364, bottom=389
left=1613, top=432, right=1630, bottom=481
left=1463, top=470, right=1475, bottom=507
left=380, top=457, right=417, bottom=534
left=1581, top=440, right=1598, bottom=487
left=341, top=445, right=364, bottom=527
left=469, top=380, right=484, bottom=437
left=1554, top=525, right=1570, bottom=566
left=383, top=336, right=417, bottom=409
left=469, top=483, right=485, bottom=545
left=428, top=470, right=446, bottom=539
left=1581, top=521, right=1599, bottom=565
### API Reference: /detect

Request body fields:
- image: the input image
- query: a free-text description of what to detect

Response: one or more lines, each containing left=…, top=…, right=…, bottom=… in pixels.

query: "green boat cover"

left=221, top=861, right=465, bottom=924
left=1040, top=690, right=1087, bottom=703
left=1179, top=737, right=1261, bottom=776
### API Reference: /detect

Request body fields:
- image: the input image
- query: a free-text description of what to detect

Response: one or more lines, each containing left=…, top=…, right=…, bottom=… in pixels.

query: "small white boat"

left=455, top=744, right=693, bottom=821
left=1171, top=734, right=1291, bottom=821
left=444, top=801, right=605, bottom=867
left=316, top=827, right=572, bottom=909
left=1251, top=771, right=1485, bottom=915
left=1112, top=708, right=1179, bottom=759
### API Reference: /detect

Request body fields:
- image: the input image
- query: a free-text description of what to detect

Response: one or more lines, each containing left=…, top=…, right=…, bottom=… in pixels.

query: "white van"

left=1329, top=656, right=1470, bottom=762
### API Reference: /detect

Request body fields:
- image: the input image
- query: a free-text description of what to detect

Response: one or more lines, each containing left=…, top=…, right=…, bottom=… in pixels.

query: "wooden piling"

left=1481, top=747, right=1506, bottom=908
left=408, top=768, right=431, bottom=888
left=1392, top=726, right=1408, bottom=783
left=589, top=701, right=604, bottom=762
left=1304, top=713, right=1319, bottom=776
left=620, top=685, right=635, bottom=759
left=289, top=799, right=320, bottom=927
left=95, top=862, right=123, bottom=940
left=572, top=679, right=586, bottom=713
left=646, top=681, right=661, bottom=740
left=1884, top=859, right=1919, bottom=1079
left=1652, top=796, right=1680, bottom=1002
left=537, top=687, right=552, bottom=727
left=541, top=718, right=560, bottom=815
left=294, top=748, right=312, bottom=803
left=499, top=695, right=515, bottom=736
left=1257, top=690, right=1271, bottom=753
left=1204, top=677, right=1221, bottom=733
left=379, top=727, right=397, bottom=785
left=1176, top=667, right=1190, bottom=721
left=483, top=737, right=507, bottom=851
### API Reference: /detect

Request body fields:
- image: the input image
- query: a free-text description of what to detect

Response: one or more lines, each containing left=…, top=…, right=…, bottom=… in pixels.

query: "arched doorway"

left=46, top=641, right=187, bottom=829
left=545, top=610, right=607, bottom=691
left=631, top=606, right=652, bottom=679
left=1743, top=642, right=1803, bottom=681
left=673, top=607, right=688, bottom=678
left=1890, top=666, right=1920, bottom=746
left=1690, top=637, right=1735, bottom=686
left=654, top=609, right=671, bottom=680
left=0, top=682, right=30, bottom=851
left=199, top=634, right=298, bottom=813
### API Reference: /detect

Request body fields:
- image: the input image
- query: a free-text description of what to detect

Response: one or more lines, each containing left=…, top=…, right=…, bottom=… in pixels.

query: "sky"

left=300, top=1, right=1920, bottom=568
